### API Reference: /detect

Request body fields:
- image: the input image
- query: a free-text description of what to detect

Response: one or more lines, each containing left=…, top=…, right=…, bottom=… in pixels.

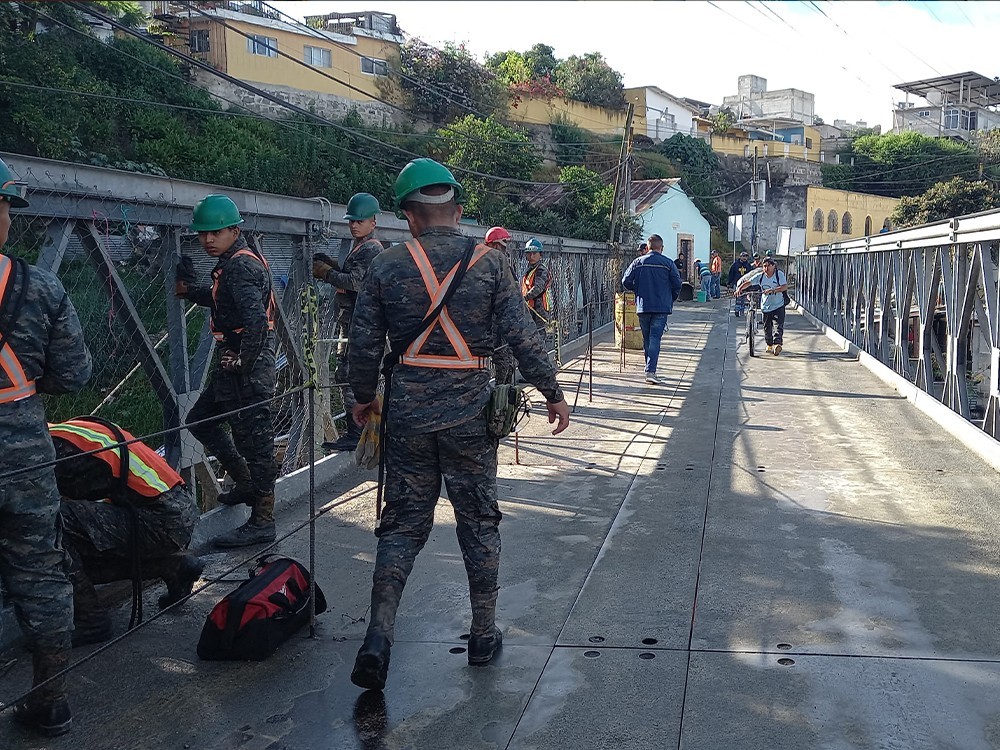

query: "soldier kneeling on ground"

left=50, top=418, right=203, bottom=646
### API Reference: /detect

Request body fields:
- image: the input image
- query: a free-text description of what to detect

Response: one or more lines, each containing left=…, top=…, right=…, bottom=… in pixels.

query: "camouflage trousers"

left=60, top=485, right=198, bottom=580
left=0, top=468, right=73, bottom=643
left=188, top=365, right=278, bottom=498
left=367, top=414, right=501, bottom=641
left=335, top=307, right=357, bottom=415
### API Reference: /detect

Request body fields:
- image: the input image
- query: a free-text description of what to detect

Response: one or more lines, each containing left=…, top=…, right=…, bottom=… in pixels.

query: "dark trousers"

left=763, top=305, right=786, bottom=346
left=366, top=415, right=501, bottom=642
left=188, top=372, right=278, bottom=499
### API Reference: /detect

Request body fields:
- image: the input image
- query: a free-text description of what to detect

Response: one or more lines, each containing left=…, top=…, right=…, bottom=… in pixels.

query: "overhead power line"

left=21, top=5, right=626, bottom=205
left=71, top=2, right=620, bottom=191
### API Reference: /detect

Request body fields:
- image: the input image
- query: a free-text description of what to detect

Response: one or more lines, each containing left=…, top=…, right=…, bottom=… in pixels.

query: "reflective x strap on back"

left=400, top=240, right=491, bottom=369
left=0, top=255, right=36, bottom=404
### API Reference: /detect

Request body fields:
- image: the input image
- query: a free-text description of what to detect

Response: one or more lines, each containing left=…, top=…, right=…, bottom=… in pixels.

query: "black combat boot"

left=213, top=494, right=276, bottom=548
left=323, top=421, right=363, bottom=452
left=467, top=628, right=503, bottom=666
left=13, top=634, right=73, bottom=736
left=157, top=553, right=206, bottom=610
left=351, top=630, right=391, bottom=690
left=216, top=460, right=255, bottom=507
left=68, top=571, right=113, bottom=648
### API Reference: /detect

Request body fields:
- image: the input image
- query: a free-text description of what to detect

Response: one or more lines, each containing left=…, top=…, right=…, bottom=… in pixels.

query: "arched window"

left=864, top=215, right=873, bottom=235
left=813, top=209, right=824, bottom=231
left=842, top=212, right=853, bottom=234
left=827, top=210, right=839, bottom=233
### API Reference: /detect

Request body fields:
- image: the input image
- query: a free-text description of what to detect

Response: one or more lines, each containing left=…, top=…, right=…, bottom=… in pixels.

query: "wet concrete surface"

left=3, top=300, right=1000, bottom=749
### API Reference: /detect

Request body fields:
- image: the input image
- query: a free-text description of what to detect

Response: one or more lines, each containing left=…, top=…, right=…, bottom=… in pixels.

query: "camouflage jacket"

left=185, top=235, right=275, bottom=374
left=323, top=234, right=383, bottom=316
left=0, top=256, right=92, bottom=470
left=349, top=227, right=564, bottom=436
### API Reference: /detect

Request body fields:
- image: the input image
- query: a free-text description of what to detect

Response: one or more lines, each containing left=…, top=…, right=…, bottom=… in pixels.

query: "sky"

left=272, top=0, right=1000, bottom=131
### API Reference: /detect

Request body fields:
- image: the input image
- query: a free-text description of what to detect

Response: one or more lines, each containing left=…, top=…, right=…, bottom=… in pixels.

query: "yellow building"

left=695, top=118, right=823, bottom=162
left=805, top=186, right=899, bottom=248
left=507, top=94, right=627, bottom=136
left=152, top=4, right=402, bottom=103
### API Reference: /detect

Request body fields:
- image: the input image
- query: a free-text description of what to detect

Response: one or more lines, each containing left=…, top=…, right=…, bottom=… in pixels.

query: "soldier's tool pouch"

left=197, top=555, right=327, bottom=661
left=486, top=384, right=528, bottom=440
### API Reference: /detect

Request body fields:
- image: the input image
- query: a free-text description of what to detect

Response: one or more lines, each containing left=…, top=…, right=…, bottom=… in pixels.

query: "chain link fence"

left=3, top=152, right=619, bottom=510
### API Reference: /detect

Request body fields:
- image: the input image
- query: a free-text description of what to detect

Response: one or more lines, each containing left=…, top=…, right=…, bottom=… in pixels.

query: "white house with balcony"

left=625, top=86, right=703, bottom=141
left=893, top=72, right=1000, bottom=141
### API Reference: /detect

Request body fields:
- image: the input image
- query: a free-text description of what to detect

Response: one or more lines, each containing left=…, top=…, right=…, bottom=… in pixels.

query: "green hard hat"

left=190, top=194, right=244, bottom=232
left=0, top=158, right=29, bottom=209
left=393, top=158, right=464, bottom=217
left=344, top=192, right=381, bottom=221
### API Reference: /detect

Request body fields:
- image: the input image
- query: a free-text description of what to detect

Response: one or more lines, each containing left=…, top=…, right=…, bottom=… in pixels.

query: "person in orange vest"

left=0, top=157, right=92, bottom=736
left=49, top=418, right=202, bottom=647
left=522, top=237, right=553, bottom=337
left=484, top=226, right=515, bottom=384
left=709, top=250, right=723, bottom=299
left=175, top=194, right=279, bottom=548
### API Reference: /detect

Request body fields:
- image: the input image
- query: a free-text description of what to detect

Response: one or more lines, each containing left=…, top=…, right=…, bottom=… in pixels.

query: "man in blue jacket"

left=621, top=234, right=683, bottom=384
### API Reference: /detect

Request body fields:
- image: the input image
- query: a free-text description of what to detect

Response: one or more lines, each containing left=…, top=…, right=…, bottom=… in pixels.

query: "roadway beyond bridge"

left=4, top=300, right=1000, bottom=750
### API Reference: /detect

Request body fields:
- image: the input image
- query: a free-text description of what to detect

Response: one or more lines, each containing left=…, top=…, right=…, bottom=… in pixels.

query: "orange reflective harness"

left=374, top=238, right=485, bottom=524
left=210, top=246, right=277, bottom=344
left=0, top=255, right=35, bottom=405
left=521, top=264, right=553, bottom=313
left=400, top=239, right=492, bottom=370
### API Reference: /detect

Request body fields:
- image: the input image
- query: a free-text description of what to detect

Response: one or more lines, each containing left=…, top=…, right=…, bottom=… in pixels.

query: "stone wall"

left=194, top=70, right=408, bottom=129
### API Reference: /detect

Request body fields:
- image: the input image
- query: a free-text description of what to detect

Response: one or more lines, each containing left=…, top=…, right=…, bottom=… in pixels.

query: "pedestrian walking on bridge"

left=759, top=256, right=789, bottom=355
left=347, top=158, right=570, bottom=691
left=621, top=234, right=682, bottom=385
left=0, top=157, right=92, bottom=737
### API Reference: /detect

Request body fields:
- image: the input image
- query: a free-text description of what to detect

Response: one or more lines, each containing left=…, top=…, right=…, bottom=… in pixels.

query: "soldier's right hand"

left=352, top=399, right=381, bottom=428
left=174, top=280, right=189, bottom=297
left=312, top=259, right=333, bottom=280
left=546, top=399, right=570, bottom=435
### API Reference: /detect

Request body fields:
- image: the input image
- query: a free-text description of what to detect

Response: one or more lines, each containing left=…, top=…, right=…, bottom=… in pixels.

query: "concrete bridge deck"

left=4, top=301, right=1000, bottom=749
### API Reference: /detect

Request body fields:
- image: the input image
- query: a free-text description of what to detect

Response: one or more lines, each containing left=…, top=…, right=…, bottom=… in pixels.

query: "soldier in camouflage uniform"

left=484, top=226, right=515, bottom=385
left=312, top=193, right=384, bottom=451
left=49, top=418, right=203, bottom=646
left=0, top=157, right=92, bottom=736
left=347, top=159, right=570, bottom=691
left=175, top=194, right=279, bottom=548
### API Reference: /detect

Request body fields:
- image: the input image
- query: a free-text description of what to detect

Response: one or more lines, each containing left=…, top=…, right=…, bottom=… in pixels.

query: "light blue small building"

left=631, top=178, right=711, bottom=282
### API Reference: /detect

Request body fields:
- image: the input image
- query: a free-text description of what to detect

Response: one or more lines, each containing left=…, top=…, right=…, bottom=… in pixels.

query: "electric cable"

left=32, top=5, right=620, bottom=202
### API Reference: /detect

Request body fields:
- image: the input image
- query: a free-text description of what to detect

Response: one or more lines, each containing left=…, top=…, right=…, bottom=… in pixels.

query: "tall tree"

left=436, top=115, right=540, bottom=222
left=890, top=177, right=1000, bottom=227
left=381, top=40, right=509, bottom=124
left=553, top=52, right=625, bottom=110
left=823, top=131, right=981, bottom=198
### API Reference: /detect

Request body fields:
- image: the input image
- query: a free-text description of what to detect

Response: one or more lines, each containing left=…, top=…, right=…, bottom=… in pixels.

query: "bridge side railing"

left=797, top=210, right=1000, bottom=439
left=2, top=152, right=618, bottom=507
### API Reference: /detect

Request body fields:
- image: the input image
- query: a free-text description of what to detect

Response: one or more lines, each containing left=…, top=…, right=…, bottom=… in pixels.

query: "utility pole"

left=608, top=102, right=635, bottom=244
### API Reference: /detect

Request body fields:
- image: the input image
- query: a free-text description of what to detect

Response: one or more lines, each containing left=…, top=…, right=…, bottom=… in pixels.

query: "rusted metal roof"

left=631, top=178, right=681, bottom=214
